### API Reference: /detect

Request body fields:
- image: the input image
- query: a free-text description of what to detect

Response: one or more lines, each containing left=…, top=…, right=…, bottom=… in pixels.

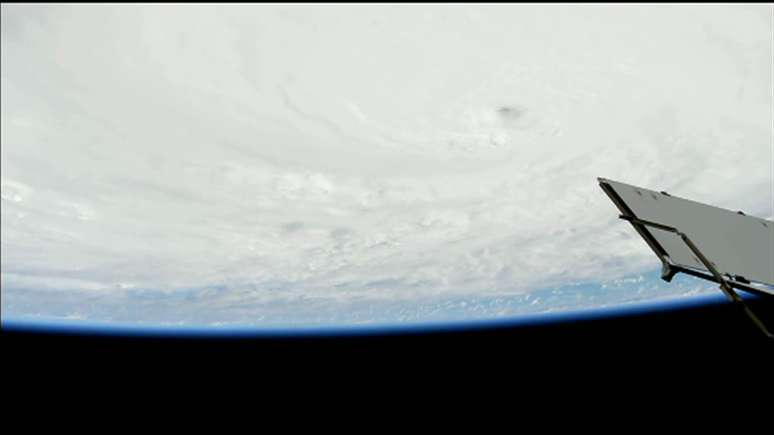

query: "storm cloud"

left=2, top=4, right=771, bottom=325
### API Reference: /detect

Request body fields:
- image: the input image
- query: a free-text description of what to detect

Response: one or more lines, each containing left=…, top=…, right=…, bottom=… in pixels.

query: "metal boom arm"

left=618, top=214, right=772, bottom=339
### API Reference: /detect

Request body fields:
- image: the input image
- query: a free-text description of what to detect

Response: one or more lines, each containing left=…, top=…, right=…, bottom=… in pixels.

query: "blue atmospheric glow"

left=1, top=291, right=738, bottom=338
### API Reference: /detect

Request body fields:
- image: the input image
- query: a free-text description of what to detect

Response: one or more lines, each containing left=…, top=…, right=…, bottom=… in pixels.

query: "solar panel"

left=599, top=177, right=773, bottom=338
left=598, top=178, right=773, bottom=294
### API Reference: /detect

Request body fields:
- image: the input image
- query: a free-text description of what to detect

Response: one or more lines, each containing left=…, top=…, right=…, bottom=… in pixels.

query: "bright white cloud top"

left=1, top=4, right=772, bottom=326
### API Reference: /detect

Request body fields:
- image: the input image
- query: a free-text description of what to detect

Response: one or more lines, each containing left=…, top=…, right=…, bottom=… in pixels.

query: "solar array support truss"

left=598, top=178, right=773, bottom=338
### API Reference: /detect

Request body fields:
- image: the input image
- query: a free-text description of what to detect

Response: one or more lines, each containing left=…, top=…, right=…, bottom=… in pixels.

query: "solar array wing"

left=598, top=178, right=774, bottom=295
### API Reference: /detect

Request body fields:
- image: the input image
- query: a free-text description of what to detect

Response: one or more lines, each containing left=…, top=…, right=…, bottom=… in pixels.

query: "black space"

left=4, top=295, right=772, bottom=392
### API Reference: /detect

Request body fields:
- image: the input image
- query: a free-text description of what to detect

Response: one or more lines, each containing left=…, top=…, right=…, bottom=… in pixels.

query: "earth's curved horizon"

left=3, top=290, right=745, bottom=337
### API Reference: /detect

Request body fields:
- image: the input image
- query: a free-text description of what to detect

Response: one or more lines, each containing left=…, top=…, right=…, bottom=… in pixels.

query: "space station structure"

left=598, top=177, right=773, bottom=338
